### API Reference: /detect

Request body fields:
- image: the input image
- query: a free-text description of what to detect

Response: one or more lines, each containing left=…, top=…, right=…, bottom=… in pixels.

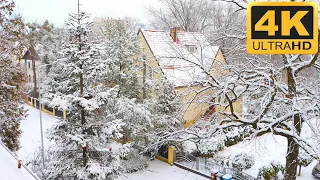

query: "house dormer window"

left=185, top=45, right=197, bottom=53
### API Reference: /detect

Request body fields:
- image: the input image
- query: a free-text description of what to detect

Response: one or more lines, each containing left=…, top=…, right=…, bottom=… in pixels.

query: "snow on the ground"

left=19, top=105, right=205, bottom=180
left=218, top=133, right=318, bottom=179
left=0, top=143, right=38, bottom=180
left=18, top=105, right=59, bottom=162
left=117, top=159, right=207, bottom=180
left=18, top=105, right=319, bottom=179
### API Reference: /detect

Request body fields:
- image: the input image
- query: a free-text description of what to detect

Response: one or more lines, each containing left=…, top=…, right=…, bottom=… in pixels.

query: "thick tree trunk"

left=285, top=68, right=301, bottom=180
left=80, top=65, right=88, bottom=166
left=285, top=136, right=300, bottom=180
left=77, top=9, right=88, bottom=165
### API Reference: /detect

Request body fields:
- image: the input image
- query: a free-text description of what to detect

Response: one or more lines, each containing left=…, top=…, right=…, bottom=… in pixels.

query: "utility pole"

left=37, top=66, right=45, bottom=169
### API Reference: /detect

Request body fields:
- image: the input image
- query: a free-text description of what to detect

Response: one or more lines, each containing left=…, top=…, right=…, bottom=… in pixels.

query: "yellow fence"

left=155, top=146, right=175, bottom=165
left=25, top=96, right=67, bottom=120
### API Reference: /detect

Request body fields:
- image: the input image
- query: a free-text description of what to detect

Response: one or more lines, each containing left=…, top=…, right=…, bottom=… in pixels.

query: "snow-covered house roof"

left=140, top=29, right=219, bottom=87
left=22, top=46, right=40, bottom=61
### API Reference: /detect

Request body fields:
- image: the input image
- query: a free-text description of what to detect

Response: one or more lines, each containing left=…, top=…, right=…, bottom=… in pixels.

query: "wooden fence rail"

left=25, top=95, right=67, bottom=120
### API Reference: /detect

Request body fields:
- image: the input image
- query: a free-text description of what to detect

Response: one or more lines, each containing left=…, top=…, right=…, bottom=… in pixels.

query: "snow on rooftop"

left=0, top=143, right=39, bottom=180
left=141, top=29, right=219, bottom=87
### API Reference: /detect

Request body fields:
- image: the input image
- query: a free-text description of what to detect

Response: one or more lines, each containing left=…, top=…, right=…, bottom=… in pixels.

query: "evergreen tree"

left=0, top=0, right=25, bottom=152
left=41, top=11, right=127, bottom=179
left=24, top=20, right=67, bottom=97
left=143, top=78, right=183, bottom=155
left=96, top=18, right=141, bottom=99
left=37, top=12, right=184, bottom=178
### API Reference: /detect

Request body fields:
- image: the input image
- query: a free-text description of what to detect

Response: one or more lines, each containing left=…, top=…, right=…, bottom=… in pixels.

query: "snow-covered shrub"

left=120, top=149, right=148, bottom=173
left=231, top=152, right=254, bottom=171
left=193, top=135, right=226, bottom=157
left=258, top=161, right=285, bottom=180
left=182, top=140, right=198, bottom=154
left=213, top=155, right=232, bottom=168
left=26, top=147, right=51, bottom=179
left=224, top=125, right=254, bottom=147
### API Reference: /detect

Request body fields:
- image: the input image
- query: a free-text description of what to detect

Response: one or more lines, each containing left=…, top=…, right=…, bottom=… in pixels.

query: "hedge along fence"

left=25, top=95, right=67, bottom=120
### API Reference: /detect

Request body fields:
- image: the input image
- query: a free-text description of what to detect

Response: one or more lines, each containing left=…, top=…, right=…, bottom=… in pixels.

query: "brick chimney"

left=170, top=27, right=183, bottom=42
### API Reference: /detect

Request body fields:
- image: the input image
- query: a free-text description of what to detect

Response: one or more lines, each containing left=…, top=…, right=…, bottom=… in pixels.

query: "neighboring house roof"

left=22, top=46, right=40, bottom=60
left=140, top=29, right=219, bottom=87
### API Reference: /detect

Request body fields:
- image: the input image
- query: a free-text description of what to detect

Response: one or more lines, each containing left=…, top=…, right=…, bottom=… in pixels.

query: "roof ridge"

left=177, top=31, right=204, bottom=34
left=141, top=29, right=165, bottom=32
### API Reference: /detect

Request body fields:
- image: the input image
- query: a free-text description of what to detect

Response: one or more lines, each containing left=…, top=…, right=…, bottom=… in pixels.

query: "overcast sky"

left=15, top=0, right=160, bottom=26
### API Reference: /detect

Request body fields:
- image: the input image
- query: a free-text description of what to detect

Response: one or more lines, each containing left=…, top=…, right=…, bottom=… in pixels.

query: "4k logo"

left=247, top=2, right=318, bottom=54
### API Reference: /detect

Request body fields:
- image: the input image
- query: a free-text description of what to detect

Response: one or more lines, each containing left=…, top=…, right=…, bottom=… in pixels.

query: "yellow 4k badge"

left=247, top=2, right=318, bottom=54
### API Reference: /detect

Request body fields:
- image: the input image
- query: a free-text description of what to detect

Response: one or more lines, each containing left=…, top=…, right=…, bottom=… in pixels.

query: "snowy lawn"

left=19, top=105, right=205, bottom=180
left=117, top=159, right=207, bottom=180
left=218, top=133, right=318, bottom=179
left=18, top=105, right=59, bottom=162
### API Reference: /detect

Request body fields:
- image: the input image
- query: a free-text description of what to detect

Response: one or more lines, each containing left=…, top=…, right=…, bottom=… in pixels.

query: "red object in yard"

left=18, top=160, right=22, bottom=168
left=109, top=148, right=112, bottom=151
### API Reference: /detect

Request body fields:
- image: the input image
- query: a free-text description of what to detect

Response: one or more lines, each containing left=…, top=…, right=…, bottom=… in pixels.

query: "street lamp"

left=37, top=64, right=50, bottom=169
left=37, top=61, right=63, bottom=169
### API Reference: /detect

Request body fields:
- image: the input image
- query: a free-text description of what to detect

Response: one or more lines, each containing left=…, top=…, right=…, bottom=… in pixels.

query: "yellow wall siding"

left=175, top=86, right=215, bottom=123
left=215, top=99, right=243, bottom=116
left=137, top=32, right=163, bottom=97
left=210, top=49, right=228, bottom=78
left=209, top=49, right=243, bottom=118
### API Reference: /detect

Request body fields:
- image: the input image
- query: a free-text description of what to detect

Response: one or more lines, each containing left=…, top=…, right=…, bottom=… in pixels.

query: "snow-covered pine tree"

left=38, top=12, right=184, bottom=178
left=0, top=0, right=25, bottom=152
left=41, top=11, right=129, bottom=179
left=143, top=78, right=183, bottom=155
left=24, top=20, right=67, bottom=97
left=96, top=17, right=183, bottom=159
left=96, top=17, right=141, bottom=99
left=33, top=21, right=67, bottom=74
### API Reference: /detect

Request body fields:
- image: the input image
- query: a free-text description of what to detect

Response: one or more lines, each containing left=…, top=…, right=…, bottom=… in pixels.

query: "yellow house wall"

left=138, top=31, right=211, bottom=124
left=133, top=32, right=163, bottom=98
left=211, top=49, right=243, bottom=117
left=175, top=86, right=216, bottom=124
left=137, top=32, right=162, bottom=81
left=210, top=49, right=227, bottom=77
